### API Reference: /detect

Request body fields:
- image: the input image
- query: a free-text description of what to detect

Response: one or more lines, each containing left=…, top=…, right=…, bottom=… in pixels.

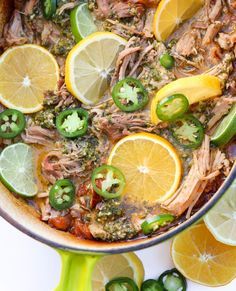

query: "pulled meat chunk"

left=22, top=125, right=57, bottom=145
left=162, top=135, right=230, bottom=217
left=202, top=22, right=222, bottom=46
left=41, top=137, right=104, bottom=184
left=95, top=0, right=145, bottom=19
left=92, top=109, right=157, bottom=142
left=175, top=29, right=200, bottom=57
left=41, top=151, right=64, bottom=184
left=2, top=10, right=27, bottom=47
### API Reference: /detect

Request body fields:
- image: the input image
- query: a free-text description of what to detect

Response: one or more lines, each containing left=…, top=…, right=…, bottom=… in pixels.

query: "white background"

left=0, top=217, right=235, bottom=291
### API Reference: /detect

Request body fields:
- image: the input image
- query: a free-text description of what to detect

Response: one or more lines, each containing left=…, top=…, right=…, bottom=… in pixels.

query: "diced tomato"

left=48, top=215, right=72, bottom=231
left=77, top=182, right=102, bottom=209
left=77, top=183, right=88, bottom=197
left=72, top=219, right=93, bottom=240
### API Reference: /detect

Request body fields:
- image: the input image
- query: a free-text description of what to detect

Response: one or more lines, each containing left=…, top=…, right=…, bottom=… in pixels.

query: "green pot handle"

left=54, top=249, right=102, bottom=291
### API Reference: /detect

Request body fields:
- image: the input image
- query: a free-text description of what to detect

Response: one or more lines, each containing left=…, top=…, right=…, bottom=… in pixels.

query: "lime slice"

left=204, top=180, right=236, bottom=245
left=0, top=143, right=38, bottom=197
left=70, top=3, right=97, bottom=42
left=211, top=104, right=236, bottom=146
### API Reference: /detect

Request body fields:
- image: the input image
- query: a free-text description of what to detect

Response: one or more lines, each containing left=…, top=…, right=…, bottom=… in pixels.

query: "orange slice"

left=172, top=223, right=236, bottom=287
left=108, top=133, right=182, bottom=203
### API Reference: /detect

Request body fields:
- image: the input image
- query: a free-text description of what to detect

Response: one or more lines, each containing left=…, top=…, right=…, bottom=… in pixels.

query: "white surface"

left=0, top=216, right=235, bottom=291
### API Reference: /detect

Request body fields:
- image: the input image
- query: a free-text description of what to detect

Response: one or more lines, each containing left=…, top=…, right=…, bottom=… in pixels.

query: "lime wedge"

left=204, top=180, right=236, bottom=245
left=0, top=143, right=38, bottom=197
left=70, top=3, right=97, bottom=42
left=211, top=104, right=236, bottom=146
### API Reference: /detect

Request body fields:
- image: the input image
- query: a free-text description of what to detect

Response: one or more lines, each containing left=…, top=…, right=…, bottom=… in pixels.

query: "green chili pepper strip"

left=42, top=0, right=57, bottom=19
left=0, top=109, right=26, bottom=139
left=171, top=114, right=204, bottom=149
left=49, top=179, right=75, bottom=211
left=141, top=279, right=163, bottom=291
left=56, top=108, right=89, bottom=138
left=112, top=77, right=149, bottom=112
left=91, top=165, right=126, bottom=199
left=141, top=214, right=175, bottom=235
left=158, top=268, right=187, bottom=291
left=156, top=94, right=189, bottom=122
left=105, top=277, right=139, bottom=291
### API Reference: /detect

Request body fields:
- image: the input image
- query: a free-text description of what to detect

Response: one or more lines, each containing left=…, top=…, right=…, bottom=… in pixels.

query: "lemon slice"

left=0, top=44, right=59, bottom=113
left=151, top=75, right=222, bottom=124
left=65, top=32, right=126, bottom=105
left=204, top=180, right=236, bottom=246
left=153, top=0, right=204, bottom=41
left=92, top=253, right=144, bottom=290
left=108, top=133, right=182, bottom=203
left=172, top=223, right=236, bottom=287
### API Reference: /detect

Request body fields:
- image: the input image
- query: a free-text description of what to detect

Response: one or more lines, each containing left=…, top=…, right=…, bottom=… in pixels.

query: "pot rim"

left=0, top=165, right=235, bottom=254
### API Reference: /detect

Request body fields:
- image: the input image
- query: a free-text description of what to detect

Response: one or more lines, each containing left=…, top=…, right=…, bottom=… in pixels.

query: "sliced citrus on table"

left=151, top=75, right=222, bottom=124
left=70, top=3, right=97, bottom=42
left=65, top=32, right=126, bottom=105
left=204, top=180, right=236, bottom=246
left=0, top=143, right=38, bottom=197
left=153, top=0, right=204, bottom=41
left=108, top=133, right=182, bottom=203
left=92, top=253, right=144, bottom=291
left=172, top=223, right=236, bottom=287
left=0, top=44, right=59, bottom=113
left=211, top=104, right=236, bottom=146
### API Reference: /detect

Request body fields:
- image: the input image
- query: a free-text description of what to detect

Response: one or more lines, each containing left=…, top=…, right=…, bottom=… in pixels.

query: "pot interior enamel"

left=0, top=1, right=235, bottom=254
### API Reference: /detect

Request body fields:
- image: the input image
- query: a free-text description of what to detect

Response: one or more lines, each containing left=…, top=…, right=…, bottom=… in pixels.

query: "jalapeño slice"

left=112, top=77, right=149, bottom=112
left=42, top=0, right=57, bottom=19
left=141, top=214, right=175, bottom=235
left=0, top=109, right=26, bottom=139
left=49, top=179, right=75, bottom=211
left=56, top=108, right=89, bottom=138
left=106, top=277, right=139, bottom=291
left=91, top=165, right=126, bottom=199
left=171, top=115, right=204, bottom=149
left=158, top=268, right=187, bottom=291
left=156, top=94, right=189, bottom=122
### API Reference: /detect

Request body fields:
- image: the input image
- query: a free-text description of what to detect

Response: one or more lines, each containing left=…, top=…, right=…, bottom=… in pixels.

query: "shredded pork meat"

left=92, top=107, right=157, bottom=142
left=162, top=135, right=230, bottom=217
left=2, top=10, right=27, bottom=47
left=207, top=97, right=236, bottom=132
left=22, top=125, right=57, bottom=145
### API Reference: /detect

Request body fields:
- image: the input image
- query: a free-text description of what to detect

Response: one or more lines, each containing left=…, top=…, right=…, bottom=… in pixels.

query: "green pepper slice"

left=56, top=108, right=89, bottom=138
left=141, top=279, right=163, bottom=291
left=91, top=165, right=126, bottom=199
left=49, top=179, right=75, bottom=211
left=158, top=269, right=187, bottom=291
left=171, top=115, right=204, bottom=149
left=141, top=214, right=175, bottom=235
left=42, top=0, right=57, bottom=19
left=156, top=94, right=189, bottom=122
left=112, top=77, right=149, bottom=112
left=0, top=109, right=26, bottom=139
left=105, top=277, right=139, bottom=291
